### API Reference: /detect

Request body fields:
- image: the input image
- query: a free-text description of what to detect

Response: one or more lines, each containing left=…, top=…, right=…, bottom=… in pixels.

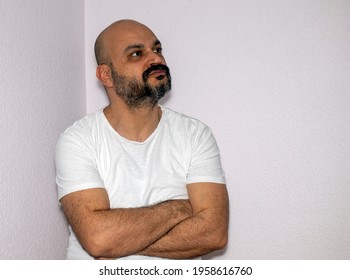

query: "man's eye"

left=131, top=51, right=142, bottom=57
left=154, top=47, right=162, bottom=54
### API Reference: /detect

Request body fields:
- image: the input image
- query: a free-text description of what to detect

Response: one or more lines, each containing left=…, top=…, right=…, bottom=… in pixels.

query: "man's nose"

left=146, top=51, right=164, bottom=66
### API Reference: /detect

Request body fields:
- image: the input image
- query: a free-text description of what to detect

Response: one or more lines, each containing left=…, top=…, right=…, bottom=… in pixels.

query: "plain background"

left=1, top=0, right=349, bottom=259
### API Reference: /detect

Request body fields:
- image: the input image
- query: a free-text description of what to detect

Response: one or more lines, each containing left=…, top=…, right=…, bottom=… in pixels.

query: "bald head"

left=94, top=20, right=156, bottom=65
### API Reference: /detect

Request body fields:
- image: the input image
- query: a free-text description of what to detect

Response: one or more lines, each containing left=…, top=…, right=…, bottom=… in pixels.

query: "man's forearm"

left=71, top=199, right=192, bottom=259
left=138, top=183, right=229, bottom=259
left=138, top=208, right=228, bottom=259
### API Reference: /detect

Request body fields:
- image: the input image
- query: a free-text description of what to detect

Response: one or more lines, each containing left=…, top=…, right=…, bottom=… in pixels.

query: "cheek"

left=124, top=63, right=145, bottom=77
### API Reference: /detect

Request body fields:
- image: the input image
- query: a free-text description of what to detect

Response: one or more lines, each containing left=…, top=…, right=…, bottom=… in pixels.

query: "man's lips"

left=149, top=70, right=166, bottom=76
left=142, top=64, right=170, bottom=82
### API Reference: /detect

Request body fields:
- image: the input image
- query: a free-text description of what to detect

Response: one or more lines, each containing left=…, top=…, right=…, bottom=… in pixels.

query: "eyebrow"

left=124, top=40, right=161, bottom=54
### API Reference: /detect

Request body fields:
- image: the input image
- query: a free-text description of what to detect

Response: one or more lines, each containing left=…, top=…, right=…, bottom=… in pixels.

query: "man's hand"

left=138, top=183, right=229, bottom=259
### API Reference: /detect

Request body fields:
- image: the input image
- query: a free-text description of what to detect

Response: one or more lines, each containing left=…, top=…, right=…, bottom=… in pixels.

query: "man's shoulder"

left=61, top=110, right=104, bottom=136
left=162, top=106, right=210, bottom=133
left=57, top=110, right=105, bottom=147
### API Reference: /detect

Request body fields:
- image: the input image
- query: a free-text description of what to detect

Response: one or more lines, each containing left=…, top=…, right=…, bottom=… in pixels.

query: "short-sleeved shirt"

left=54, top=106, right=225, bottom=259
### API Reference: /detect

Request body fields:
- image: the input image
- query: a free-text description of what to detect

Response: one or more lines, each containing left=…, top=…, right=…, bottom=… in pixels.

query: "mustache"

left=142, top=64, right=170, bottom=82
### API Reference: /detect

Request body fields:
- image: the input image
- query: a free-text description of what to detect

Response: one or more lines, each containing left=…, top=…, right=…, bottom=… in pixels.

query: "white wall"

left=85, top=0, right=350, bottom=259
left=0, top=0, right=85, bottom=259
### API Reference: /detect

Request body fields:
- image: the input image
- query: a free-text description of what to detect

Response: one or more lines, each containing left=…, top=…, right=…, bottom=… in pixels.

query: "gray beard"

left=111, top=69, right=171, bottom=110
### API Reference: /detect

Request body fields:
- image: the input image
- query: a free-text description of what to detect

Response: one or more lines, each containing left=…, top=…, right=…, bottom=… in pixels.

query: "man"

left=55, top=19, right=228, bottom=260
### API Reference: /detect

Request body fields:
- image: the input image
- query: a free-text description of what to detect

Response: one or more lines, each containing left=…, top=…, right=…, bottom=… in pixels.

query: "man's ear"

left=96, top=64, right=113, bottom=88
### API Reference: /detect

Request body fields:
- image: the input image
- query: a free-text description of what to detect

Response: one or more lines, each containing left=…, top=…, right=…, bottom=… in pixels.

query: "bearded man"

left=54, top=19, right=228, bottom=260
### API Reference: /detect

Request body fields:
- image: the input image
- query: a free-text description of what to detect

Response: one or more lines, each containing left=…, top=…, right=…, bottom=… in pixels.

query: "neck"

left=104, top=102, right=162, bottom=142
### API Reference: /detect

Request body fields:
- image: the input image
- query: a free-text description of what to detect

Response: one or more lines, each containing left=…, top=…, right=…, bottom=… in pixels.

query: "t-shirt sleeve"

left=54, top=129, right=104, bottom=201
left=187, top=125, right=226, bottom=185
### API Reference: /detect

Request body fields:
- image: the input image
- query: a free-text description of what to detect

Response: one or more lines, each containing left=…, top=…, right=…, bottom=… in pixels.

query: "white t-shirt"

left=55, top=106, right=225, bottom=259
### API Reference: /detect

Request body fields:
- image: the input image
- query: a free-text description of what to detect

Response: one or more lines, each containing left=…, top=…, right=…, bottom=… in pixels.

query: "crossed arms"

left=60, top=182, right=229, bottom=259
